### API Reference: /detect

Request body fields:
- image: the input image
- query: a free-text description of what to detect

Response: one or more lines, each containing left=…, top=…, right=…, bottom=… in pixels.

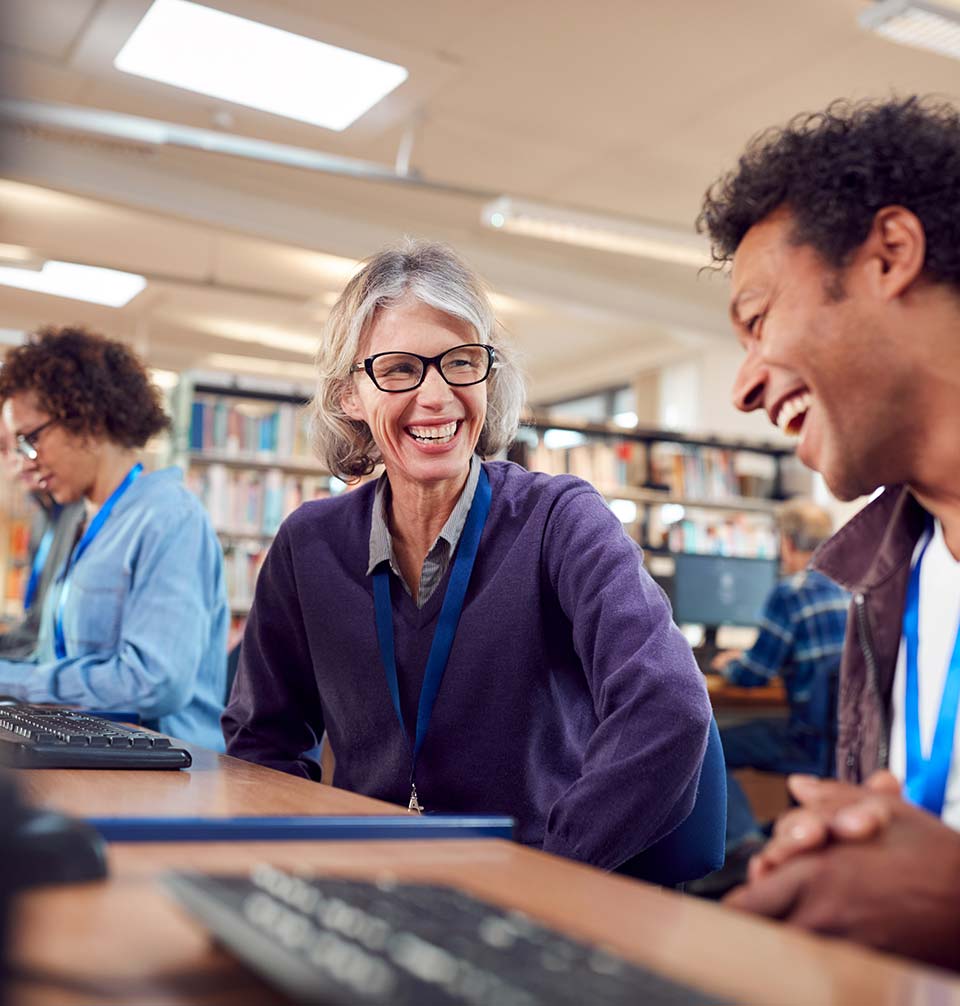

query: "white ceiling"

left=1, top=0, right=959, bottom=402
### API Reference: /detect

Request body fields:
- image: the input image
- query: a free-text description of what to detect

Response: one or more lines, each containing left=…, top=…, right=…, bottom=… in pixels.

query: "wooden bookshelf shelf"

left=215, top=529, right=275, bottom=543
left=593, top=484, right=781, bottom=514
left=521, top=413, right=794, bottom=457
left=187, top=452, right=329, bottom=478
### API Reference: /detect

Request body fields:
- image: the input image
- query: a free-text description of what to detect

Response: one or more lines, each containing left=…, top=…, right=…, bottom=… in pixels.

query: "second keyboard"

left=0, top=704, right=192, bottom=769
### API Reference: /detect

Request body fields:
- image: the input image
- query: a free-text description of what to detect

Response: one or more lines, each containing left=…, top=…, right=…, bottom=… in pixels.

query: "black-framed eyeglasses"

left=349, top=343, right=496, bottom=393
left=15, top=419, right=56, bottom=461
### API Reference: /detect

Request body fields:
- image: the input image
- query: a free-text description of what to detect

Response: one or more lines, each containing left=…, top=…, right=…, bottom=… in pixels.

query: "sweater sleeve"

left=539, top=483, right=711, bottom=870
left=221, top=522, right=325, bottom=780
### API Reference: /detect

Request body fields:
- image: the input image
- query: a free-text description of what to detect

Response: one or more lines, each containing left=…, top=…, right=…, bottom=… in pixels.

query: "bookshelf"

left=511, top=414, right=800, bottom=560
left=0, top=482, right=33, bottom=623
left=170, top=374, right=346, bottom=617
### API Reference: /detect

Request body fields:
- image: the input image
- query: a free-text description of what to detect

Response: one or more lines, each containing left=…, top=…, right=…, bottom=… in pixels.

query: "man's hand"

left=724, top=781, right=960, bottom=971
left=710, top=649, right=743, bottom=672
left=749, top=771, right=902, bottom=881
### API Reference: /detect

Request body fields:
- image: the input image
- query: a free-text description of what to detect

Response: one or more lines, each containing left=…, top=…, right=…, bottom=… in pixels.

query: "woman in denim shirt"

left=0, top=326, right=228, bottom=749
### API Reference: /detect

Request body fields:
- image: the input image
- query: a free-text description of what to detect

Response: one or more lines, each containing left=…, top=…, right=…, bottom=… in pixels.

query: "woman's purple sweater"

left=223, top=461, right=711, bottom=871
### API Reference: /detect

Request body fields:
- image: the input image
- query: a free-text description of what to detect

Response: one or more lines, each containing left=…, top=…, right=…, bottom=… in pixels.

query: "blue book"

left=190, top=402, right=205, bottom=451
left=87, top=815, right=515, bottom=843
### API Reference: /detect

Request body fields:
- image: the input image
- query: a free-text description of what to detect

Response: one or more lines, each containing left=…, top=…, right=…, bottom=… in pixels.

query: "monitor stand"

left=692, top=626, right=719, bottom=674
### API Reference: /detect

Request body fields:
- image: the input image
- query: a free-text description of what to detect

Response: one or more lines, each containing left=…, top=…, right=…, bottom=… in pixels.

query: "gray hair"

left=309, top=239, right=525, bottom=480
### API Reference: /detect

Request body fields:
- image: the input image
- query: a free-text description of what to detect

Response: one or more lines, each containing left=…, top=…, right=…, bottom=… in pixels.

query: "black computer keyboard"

left=164, top=866, right=727, bottom=1005
left=0, top=704, right=191, bottom=769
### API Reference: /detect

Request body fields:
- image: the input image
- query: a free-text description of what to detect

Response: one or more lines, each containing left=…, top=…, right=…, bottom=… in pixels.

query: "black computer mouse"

left=10, top=809, right=108, bottom=889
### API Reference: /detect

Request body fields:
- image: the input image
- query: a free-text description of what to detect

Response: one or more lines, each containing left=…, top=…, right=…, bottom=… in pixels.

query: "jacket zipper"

left=854, top=592, right=889, bottom=770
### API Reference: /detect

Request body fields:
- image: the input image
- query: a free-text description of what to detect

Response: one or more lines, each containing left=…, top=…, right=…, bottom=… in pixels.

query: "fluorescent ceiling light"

left=0, top=261, right=146, bottom=307
left=203, top=353, right=316, bottom=382
left=149, top=368, right=180, bottom=390
left=860, top=0, right=960, bottom=59
left=542, top=428, right=588, bottom=450
left=193, top=318, right=316, bottom=356
left=0, top=244, right=36, bottom=266
left=481, top=197, right=710, bottom=267
left=115, top=0, right=408, bottom=131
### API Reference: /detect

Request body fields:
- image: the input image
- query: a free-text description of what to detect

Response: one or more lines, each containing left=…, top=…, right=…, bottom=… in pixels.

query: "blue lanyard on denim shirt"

left=903, top=523, right=960, bottom=818
left=372, top=466, right=491, bottom=813
left=54, top=463, right=143, bottom=659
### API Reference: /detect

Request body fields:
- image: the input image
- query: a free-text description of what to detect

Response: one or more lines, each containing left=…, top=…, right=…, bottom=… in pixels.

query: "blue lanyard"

left=23, top=523, right=55, bottom=611
left=373, top=466, right=491, bottom=813
left=54, top=463, right=143, bottom=660
left=903, top=524, right=960, bottom=817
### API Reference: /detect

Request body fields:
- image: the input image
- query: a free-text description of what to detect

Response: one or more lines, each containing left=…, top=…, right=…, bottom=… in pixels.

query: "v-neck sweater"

left=223, top=461, right=711, bottom=870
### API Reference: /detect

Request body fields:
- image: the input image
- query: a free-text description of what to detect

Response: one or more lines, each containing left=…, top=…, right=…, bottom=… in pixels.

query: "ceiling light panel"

left=0, top=261, right=146, bottom=307
left=114, top=0, right=409, bottom=131
left=860, top=0, right=960, bottom=60
left=481, top=198, right=710, bottom=267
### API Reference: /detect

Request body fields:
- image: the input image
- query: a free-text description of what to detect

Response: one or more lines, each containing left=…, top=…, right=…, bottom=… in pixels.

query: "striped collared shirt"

left=721, top=568, right=850, bottom=719
left=367, top=454, right=481, bottom=608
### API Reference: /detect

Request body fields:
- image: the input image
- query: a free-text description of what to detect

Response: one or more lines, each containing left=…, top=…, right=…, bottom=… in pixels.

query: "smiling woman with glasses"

left=0, top=326, right=229, bottom=750
left=223, top=239, right=715, bottom=880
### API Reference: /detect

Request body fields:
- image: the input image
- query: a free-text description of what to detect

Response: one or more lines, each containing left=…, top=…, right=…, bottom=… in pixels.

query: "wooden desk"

left=11, top=740, right=960, bottom=1006
left=19, top=742, right=403, bottom=820
left=10, top=837, right=960, bottom=1006
left=705, top=673, right=788, bottom=710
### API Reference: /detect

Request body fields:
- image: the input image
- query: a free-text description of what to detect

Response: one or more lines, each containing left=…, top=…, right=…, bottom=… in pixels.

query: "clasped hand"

left=723, top=771, right=960, bottom=970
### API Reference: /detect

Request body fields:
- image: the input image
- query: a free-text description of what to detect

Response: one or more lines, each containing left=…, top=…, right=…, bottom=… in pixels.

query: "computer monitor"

left=672, top=553, right=779, bottom=632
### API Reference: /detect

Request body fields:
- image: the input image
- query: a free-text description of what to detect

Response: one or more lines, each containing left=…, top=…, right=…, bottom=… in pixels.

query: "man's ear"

left=339, top=381, right=364, bottom=422
left=857, top=205, right=926, bottom=300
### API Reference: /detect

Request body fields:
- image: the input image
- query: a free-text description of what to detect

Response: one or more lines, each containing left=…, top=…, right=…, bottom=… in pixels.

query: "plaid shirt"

left=722, top=568, right=850, bottom=731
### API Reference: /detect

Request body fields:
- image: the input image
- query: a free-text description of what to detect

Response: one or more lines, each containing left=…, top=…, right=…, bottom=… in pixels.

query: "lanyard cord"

left=53, top=463, right=143, bottom=660
left=373, top=466, right=492, bottom=808
left=23, top=523, right=55, bottom=611
left=903, top=523, right=960, bottom=817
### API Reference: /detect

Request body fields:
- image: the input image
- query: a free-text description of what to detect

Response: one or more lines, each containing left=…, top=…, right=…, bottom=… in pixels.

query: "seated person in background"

left=0, top=418, right=84, bottom=660
left=713, top=501, right=849, bottom=854
left=0, top=326, right=228, bottom=748
left=223, top=240, right=713, bottom=871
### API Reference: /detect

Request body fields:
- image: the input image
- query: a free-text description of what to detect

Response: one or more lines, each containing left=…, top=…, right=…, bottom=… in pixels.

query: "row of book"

left=647, top=511, right=779, bottom=559
left=189, top=395, right=314, bottom=461
left=184, top=465, right=339, bottom=537
left=648, top=443, right=777, bottom=500
left=519, top=435, right=778, bottom=500
left=222, top=540, right=268, bottom=613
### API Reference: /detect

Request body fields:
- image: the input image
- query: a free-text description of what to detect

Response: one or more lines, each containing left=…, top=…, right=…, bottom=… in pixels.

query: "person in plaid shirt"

left=712, top=500, right=850, bottom=852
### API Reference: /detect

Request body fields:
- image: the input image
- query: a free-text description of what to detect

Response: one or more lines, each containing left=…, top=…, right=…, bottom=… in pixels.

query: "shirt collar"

left=367, top=454, right=481, bottom=577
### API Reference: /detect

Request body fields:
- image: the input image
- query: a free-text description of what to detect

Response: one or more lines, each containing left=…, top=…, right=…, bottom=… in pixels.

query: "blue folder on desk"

left=87, top=815, right=515, bottom=843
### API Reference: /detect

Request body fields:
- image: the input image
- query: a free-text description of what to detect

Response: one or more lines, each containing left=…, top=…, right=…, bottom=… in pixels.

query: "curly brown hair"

left=697, top=96, right=960, bottom=290
left=0, top=326, right=170, bottom=448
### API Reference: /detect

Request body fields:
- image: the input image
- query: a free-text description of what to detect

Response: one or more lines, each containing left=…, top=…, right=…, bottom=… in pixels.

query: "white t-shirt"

left=889, top=520, right=960, bottom=831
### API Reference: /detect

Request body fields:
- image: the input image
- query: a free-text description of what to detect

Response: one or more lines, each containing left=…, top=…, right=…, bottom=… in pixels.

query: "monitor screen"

left=671, top=553, right=779, bottom=628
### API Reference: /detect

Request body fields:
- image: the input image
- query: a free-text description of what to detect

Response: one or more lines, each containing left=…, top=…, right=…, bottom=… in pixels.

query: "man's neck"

left=912, top=488, right=960, bottom=561
left=897, top=307, right=960, bottom=560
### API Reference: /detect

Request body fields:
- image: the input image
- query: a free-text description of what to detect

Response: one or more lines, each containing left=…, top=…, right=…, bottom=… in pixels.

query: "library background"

left=0, top=361, right=813, bottom=652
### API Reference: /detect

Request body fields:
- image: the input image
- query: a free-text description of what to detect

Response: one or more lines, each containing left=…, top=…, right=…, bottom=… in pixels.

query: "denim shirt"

left=0, top=467, right=228, bottom=750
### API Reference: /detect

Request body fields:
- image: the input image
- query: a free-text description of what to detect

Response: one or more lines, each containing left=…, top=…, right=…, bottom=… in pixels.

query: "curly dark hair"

left=697, top=96, right=960, bottom=289
left=0, top=326, right=170, bottom=447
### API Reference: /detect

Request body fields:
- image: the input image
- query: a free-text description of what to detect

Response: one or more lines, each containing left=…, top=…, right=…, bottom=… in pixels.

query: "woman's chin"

left=390, top=446, right=473, bottom=487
